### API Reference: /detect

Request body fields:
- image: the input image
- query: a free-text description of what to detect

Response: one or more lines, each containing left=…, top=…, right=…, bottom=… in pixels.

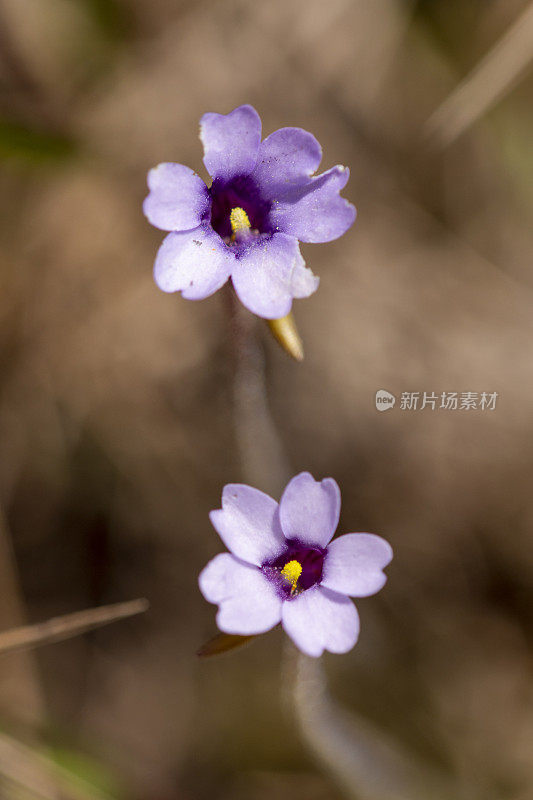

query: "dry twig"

left=0, top=599, right=149, bottom=657
left=425, top=1, right=533, bottom=147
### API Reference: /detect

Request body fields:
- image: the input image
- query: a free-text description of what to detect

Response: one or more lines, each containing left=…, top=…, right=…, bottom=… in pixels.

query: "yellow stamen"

left=281, top=559, right=302, bottom=594
left=229, top=207, right=251, bottom=235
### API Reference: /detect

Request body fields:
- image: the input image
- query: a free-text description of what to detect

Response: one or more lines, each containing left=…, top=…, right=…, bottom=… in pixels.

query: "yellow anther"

left=281, top=559, right=302, bottom=594
left=230, top=207, right=251, bottom=234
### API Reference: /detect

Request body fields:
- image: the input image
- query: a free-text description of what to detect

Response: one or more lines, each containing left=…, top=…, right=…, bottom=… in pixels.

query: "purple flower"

left=143, top=105, right=356, bottom=319
left=199, top=472, right=392, bottom=657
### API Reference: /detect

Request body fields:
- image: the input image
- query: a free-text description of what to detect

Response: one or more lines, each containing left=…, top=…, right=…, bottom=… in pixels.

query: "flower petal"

left=200, top=105, right=262, bottom=181
left=279, top=472, right=340, bottom=547
left=209, top=484, right=286, bottom=566
left=270, top=166, right=356, bottom=243
left=199, top=553, right=282, bottom=635
left=143, top=163, right=210, bottom=232
left=231, top=233, right=318, bottom=319
left=282, top=586, right=359, bottom=657
left=153, top=225, right=233, bottom=299
left=322, top=533, right=393, bottom=597
left=251, top=127, right=322, bottom=199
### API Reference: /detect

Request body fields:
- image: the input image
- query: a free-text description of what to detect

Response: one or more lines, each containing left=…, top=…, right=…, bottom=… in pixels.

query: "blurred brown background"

left=0, top=0, right=532, bottom=798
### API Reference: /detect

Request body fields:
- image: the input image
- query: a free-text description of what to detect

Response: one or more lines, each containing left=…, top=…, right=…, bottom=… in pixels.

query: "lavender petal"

left=279, top=472, right=341, bottom=547
left=231, top=233, right=318, bottom=319
left=200, top=104, right=262, bottom=181
left=209, top=484, right=286, bottom=566
left=153, top=225, right=233, bottom=299
left=270, top=166, right=356, bottom=243
left=322, top=533, right=393, bottom=597
left=281, top=585, right=360, bottom=657
left=143, top=162, right=210, bottom=232
left=199, top=553, right=282, bottom=635
left=251, top=127, right=322, bottom=198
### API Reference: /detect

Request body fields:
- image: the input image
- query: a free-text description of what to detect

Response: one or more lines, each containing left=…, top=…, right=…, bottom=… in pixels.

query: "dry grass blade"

left=0, top=732, right=113, bottom=800
left=0, top=509, right=46, bottom=725
left=0, top=599, right=149, bottom=656
left=424, top=0, right=533, bottom=147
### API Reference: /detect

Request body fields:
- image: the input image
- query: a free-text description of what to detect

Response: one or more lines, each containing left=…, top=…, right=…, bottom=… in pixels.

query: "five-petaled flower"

left=199, top=472, right=392, bottom=657
left=143, top=105, right=356, bottom=319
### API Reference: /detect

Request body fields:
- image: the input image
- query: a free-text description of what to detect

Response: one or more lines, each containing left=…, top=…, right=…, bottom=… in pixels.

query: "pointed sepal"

left=196, top=632, right=257, bottom=658
left=267, top=312, right=304, bottom=361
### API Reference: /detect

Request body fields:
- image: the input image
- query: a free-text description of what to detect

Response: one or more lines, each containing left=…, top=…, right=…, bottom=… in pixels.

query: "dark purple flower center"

left=262, top=540, right=326, bottom=600
left=208, top=175, right=273, bottom=243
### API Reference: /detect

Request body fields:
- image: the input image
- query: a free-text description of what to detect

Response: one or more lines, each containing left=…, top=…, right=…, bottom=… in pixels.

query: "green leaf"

left=46, top=745, right=123, bottom=800
left=73, top=0, right=132, bottom=41
left=0, top=120, right=77, bottom=165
